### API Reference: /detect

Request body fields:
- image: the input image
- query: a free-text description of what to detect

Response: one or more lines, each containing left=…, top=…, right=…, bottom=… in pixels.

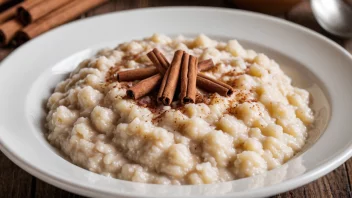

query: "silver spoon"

left=311, top=0, right=352, bottom=37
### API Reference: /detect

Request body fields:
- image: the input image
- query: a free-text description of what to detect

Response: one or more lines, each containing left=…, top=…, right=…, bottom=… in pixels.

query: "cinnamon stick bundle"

left=157, top=50, right=183, bottom=105
left=117, top=67, right=158, bottom=82
left=180, top=53, right=198, bottom=104
left=18, top=0, right=71, bottom=25
left=124, top=56, right=213, bottom=82
left=16, top=0, right=108, bottom=43
left=125, top=49, right=233, bottom=103
left=0, top=0, right=44, bottom=45
left=197, top=73, right=234, bottom=96
left=126, top=74, right=162, bottom=99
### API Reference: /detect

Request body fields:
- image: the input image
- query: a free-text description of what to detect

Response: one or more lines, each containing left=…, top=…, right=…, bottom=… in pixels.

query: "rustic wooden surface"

left=0, top=0, right=351, bottom=197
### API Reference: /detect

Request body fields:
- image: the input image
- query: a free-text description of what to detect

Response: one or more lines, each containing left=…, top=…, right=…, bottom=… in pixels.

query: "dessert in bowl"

left=2, top=7, right=352, bottom=198
left=46, top=34, right=314, bottom=185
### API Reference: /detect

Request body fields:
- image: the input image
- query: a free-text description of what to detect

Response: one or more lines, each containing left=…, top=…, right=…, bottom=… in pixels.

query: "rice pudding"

left=46, top=34, right=314, bottom=185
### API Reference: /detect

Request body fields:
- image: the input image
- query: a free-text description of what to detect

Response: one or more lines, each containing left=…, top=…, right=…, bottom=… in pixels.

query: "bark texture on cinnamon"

left=180, top=53, right=197, bottom=104
left=18, top=0, right=44, bottom=11
left=0, top=3, right=21, bottom=23
left=18, top=0, right=71, bottom=25
left=153, top=48, right=169, bottom=71
left=16, top=0, right=108, bottom=43
left=147, top=48, right=169, bottom=74
left=117, top=67, right=158, bottom=82
left=127, top=74, right=162, bottom=100
left=198, top=59, right=214, bottom=71
left=157, top=50, right=183, bottom=105
left=197, top=73, right=234, bottom=96
left=0, top=19, right=22, bottom=45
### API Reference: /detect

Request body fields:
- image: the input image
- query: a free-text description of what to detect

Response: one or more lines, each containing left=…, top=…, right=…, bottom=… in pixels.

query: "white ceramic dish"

left=0, top=7, right=351, bottom=198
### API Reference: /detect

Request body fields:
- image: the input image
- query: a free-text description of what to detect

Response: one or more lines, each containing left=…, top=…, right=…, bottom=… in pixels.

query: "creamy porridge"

left=46, top=34, right=314, bottom=185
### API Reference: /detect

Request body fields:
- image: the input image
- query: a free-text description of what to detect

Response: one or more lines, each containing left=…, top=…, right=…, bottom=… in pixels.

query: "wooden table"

left=0, top=0, right=351, bottom=197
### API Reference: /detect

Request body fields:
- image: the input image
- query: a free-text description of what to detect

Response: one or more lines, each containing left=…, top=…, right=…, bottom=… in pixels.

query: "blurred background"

left=0, top=0, right=350, bottom=53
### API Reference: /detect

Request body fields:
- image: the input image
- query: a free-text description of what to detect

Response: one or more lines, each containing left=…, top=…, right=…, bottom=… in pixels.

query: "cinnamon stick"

left=20, top=0, right=45, bottom=9
left=0, top=0, right=10, bottom=6
left=0, top=3, right=20, bottom=23
left=147, top=48, right=169, bottom=74
left=197, top=73, right=234, bottom=96
left=16, top=0, right=108, bottom=43
left=0, top=19, right=22, bottom=46
left=18, top=0, right=71, bottom=25
left=180, top=53, right=197, bottom=104
left=198, top=59, right=214, bottom=71
left=157, top=50, right=183, bottom=105
left=126, top=74, right=162, bottom=100
left=153, top=48, right=169, bottom=70
left=0, top=0, right=42, bottom=24
left=117, top=67, right=158, bottom=82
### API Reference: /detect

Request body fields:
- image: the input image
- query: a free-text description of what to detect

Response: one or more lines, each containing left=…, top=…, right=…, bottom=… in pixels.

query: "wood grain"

left=34, top=179, right=82, bottom=198
left=304, top=164, right=351, bottom=197
left=0, top=0, right=351, bottom=198
left=344, top=158, right=352, bottom=195
left=0, top=153, right=33, bottom=198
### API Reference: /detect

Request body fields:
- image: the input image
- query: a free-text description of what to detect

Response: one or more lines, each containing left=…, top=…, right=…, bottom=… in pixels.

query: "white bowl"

left=0, top=7, right=352, bottom=198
